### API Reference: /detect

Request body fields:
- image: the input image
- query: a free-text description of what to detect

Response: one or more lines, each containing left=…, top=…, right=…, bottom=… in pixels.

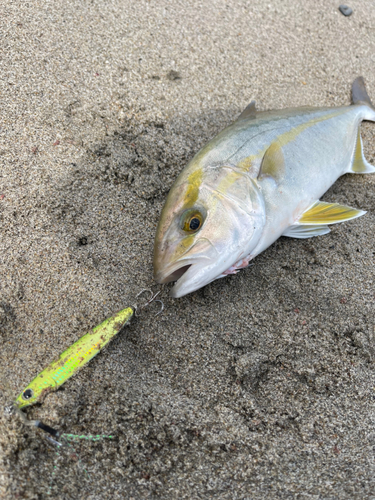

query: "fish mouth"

left=154, top=237, right=220, bottom=298
left=155, top=258, right=218, bottom=298
left=155, top=260, right=207, bottom=298
left=155, top=264, right=192, bottom=284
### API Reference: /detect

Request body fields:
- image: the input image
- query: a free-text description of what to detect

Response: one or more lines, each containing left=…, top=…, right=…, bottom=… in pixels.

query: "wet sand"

left=1, top=1, right=375, bottom=498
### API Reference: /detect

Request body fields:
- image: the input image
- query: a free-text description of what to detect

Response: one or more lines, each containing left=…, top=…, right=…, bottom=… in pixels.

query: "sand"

left=1, top=0, right=375, bottom=498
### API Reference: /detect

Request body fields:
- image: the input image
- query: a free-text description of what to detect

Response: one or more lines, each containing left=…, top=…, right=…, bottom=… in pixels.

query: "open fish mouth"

left=156, top=259, right=219, bottom=298
left=155, top=259, right=211, bottom=298
left=153, top=238, right=222, bottom=297
left=155, top=264, right=192, bottom=284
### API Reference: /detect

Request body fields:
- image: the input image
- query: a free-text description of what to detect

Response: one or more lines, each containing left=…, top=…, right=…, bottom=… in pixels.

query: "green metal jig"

left=12, top=289, right=162, bottom=440
left=15, top=306, right=134, bottom=409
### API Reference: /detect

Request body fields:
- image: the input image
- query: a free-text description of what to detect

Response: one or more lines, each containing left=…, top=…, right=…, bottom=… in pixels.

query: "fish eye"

left=189, top=217, right=201, bottom=231
left=22, top=388, right=34, bottom=400
left=181, top=209, right=205, bottom=233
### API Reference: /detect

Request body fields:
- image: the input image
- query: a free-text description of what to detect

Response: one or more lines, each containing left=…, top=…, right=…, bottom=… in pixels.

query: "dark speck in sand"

left=167, top=70, right=181, bottom=81
left=78, top=237, right=88, bottom=246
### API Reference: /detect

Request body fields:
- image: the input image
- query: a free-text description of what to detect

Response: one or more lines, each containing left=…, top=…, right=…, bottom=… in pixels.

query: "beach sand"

left=1, top=0, right=375, bottom=498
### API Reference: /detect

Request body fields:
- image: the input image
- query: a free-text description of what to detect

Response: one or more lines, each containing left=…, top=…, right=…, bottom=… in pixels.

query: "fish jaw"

left=154, top=236, right=221, bottom=296
left=170, top=260, right=218, bottom=298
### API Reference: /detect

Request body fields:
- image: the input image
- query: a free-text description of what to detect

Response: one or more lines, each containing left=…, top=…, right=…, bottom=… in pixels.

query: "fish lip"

left=169, top=261, right=210, bottom=298
left=154, top=257, right=203, bottom=284
left=154, top=262, right=193, bottom=284
left=156, top=259, right=214, bottom=298
left=154, top=237, right=217, bottom=285
left=154, top=237, right=220, bottom=296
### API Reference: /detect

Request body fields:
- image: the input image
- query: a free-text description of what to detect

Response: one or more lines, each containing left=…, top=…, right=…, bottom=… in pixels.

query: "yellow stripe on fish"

left=237, top=109, right=343, bottom=172
left=183, top=168, right=203, bottom=208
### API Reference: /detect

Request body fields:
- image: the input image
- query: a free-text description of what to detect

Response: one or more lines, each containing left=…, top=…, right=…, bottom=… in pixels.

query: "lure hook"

left=133, top=289, right=163, bottom=317
left=153, top=299, right=164, bottom=317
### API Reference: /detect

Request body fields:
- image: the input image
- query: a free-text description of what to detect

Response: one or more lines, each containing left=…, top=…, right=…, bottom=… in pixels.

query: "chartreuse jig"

left=15, top=306, right=134, bottom=409
left=13, top=289, right=162, bottom=440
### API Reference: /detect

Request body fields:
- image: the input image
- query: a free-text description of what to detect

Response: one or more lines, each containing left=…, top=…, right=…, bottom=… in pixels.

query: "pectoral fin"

left=298, top=201, right=366, bottom=225
left=349, top=128, right=375, bottom=174
left=258, top=141, right=285, bottom=185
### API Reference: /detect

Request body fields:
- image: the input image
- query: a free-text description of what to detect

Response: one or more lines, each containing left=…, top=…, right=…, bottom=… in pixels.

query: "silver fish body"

left=154, top=78, right=375, bottom=297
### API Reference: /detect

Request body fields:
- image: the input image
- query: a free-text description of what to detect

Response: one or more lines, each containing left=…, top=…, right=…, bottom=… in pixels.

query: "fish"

left=153, top=77, right=375, bottom=298
left=15, top=307, right=134, bottom=408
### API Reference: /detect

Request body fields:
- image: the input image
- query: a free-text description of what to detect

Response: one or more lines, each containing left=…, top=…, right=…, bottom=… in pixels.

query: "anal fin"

left=283, top=225, right=330, bottom=239
left=282, top=201, right=366, bottom=239
left=298, top=201, right=366, bottom=225
left=350, top=128, right=375, bottom=174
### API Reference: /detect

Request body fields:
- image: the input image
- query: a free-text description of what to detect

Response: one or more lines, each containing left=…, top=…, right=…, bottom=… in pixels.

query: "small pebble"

left=339, top=5, right=353, bottom=16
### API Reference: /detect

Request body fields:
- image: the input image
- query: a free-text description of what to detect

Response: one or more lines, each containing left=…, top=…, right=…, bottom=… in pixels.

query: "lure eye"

left=22, top=389, right=34, bottom=400
left=181, top=211, right=204, bottom=233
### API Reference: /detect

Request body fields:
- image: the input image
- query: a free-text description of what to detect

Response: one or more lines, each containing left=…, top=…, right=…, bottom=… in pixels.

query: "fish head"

left=154, top=164, right=266, bottom=298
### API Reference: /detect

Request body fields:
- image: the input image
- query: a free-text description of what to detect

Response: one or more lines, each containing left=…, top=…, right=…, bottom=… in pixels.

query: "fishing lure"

left=11, top=290, right=162, bottom=441
left=15, top=306, right=134, bottom=409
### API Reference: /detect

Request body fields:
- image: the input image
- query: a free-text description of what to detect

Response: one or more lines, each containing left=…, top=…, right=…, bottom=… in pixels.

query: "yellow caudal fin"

left=298, top=201, right=366, bottom=225
left=349, top=128, right=375, bottom=174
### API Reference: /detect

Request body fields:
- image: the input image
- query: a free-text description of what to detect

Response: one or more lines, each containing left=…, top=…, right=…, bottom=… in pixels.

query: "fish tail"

left=352, top=77, right=375, bottom=123
left=348, top=77, right=375, bottom=174
left=352, top=76, right=374, bottom=109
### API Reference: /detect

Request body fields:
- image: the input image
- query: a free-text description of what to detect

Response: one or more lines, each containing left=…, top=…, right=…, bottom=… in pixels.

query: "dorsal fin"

left=298, top=201, right=366, bottom=225
left=237, top=100, right=256, bottom=120
left=257, top=141, right=285, bottom=184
